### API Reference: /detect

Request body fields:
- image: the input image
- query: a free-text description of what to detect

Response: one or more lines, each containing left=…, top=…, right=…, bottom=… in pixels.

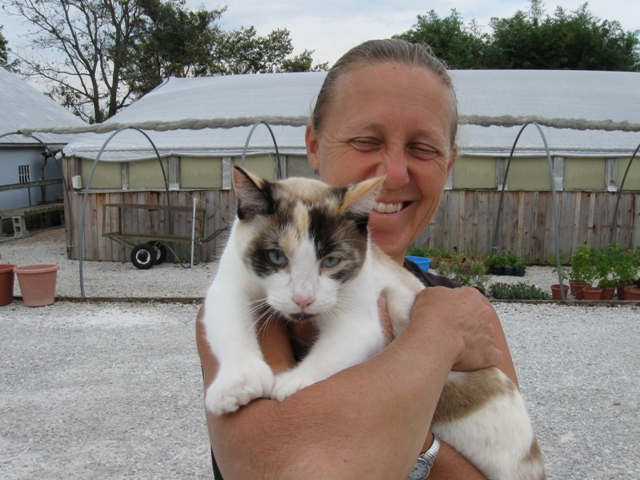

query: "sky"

left=1, top=0, right=638, bottom=69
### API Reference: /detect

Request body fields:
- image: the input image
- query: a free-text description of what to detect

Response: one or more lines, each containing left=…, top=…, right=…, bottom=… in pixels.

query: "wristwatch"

left=406, top=435, right=441, bottom=480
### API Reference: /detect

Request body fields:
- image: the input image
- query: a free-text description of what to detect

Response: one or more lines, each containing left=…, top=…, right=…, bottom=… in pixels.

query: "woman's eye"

left=350, top=138, right=380, bottom=150
left=409, top=143, right=438, bottom=159
left=267, top=251, right=287, bottom=266
left=321, top=256, right=341, bottom=268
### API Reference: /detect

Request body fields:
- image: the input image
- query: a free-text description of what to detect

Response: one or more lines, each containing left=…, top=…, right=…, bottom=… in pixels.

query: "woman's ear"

left=305, top=124, right=320, bottom=173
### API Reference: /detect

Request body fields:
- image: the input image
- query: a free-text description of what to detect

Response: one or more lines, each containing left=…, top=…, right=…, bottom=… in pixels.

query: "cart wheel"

left=131, top=244, right=156, bottom=270
left=150, top=241, right=167, bottom=265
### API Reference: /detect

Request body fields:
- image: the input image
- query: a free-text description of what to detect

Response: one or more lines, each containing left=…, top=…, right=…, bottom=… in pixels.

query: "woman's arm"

left=197, top=286, right=507, bottom=480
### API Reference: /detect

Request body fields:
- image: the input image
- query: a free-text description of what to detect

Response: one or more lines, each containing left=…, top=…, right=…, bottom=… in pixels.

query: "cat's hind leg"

left=432, top=369, right=546, bottom=480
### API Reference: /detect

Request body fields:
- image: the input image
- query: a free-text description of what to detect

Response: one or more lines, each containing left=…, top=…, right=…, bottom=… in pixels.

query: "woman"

left=196, top=39, right=518, bottom=479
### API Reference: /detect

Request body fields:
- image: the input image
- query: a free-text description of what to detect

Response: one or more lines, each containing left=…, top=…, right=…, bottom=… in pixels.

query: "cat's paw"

left=271, top=370, right=317, bottom=402
left=205, top=359, right=274, bottom=415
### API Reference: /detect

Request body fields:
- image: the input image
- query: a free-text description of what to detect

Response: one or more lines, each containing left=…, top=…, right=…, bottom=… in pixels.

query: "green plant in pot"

left=568, top=244, right=597, bottom=299
left=437, top=254, right=488, bottom=293
left=610, top=245, right=639, bottom=300
left=485, top=254, right=506, bottom=275
left=595, top=246, right=617, bottom=300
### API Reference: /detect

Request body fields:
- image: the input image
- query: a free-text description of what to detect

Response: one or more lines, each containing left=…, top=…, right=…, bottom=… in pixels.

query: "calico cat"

left=203, top=166, right=545, bottom=480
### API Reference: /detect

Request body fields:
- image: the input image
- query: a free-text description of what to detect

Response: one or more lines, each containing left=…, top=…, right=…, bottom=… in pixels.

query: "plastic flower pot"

left=0, top=264, right=16, bottom=306
left=14, top=264, right=60, bottom=307
left=569, top=281, right=590, bottom=300
left=600, top=287, right=616, bottom=301
left=623, top=286, right=640, bottom=301
left=406, top=256, right=431, bottom=272
left=617, top=286, right=628, bottom=300
left=582, top=286, right=602, bottom=301
left=550, top=284, right=569, bottom=300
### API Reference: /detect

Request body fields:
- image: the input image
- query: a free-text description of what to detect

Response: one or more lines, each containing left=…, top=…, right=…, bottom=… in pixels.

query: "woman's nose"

left=378, top=148, right=410, bottom=189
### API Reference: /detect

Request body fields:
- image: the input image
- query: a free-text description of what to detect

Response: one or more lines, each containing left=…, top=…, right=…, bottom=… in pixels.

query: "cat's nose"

left=293, top=294, right=315, bottom=310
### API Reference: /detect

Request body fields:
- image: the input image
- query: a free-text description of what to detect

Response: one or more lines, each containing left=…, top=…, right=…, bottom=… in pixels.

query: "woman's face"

left=306, top=62, right=457, bottom=262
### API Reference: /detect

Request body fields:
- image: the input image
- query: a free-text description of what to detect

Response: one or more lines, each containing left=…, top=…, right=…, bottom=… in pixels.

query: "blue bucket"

left=406, top=256, right=431, bottom=272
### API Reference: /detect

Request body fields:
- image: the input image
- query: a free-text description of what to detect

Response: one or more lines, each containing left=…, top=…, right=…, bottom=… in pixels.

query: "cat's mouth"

left=287, top=312, right=316, bottom=322
left=373, top=201, right=408, bottom=214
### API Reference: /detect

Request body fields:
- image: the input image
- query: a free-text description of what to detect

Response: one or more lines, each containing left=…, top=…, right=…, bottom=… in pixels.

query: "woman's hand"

left=410, top=287, right=503, bottom=372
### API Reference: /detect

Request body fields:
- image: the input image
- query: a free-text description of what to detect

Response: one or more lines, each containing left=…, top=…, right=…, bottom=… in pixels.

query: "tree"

left=3, top=0, right=327, bottom=123
left=396, top=1, right=640, bottom=71
left=124, top=0, right=225, bottom=98
left=394, top=10, right=489, bottom=68
left=0, top=25, right=19, bottom=71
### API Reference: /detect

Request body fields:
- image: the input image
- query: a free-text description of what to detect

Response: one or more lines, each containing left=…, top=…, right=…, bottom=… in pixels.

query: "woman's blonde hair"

left=311, top=38, right=458, bottom=146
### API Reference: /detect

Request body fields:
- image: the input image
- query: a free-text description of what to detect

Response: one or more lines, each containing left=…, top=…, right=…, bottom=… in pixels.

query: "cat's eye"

left=321, top=256, right=341, bottom=268
left=267, top=250, right=287, bottom=267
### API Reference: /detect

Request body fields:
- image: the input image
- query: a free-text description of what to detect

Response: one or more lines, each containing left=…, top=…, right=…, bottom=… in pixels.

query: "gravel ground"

left=1, top=228, right=639, bottom=479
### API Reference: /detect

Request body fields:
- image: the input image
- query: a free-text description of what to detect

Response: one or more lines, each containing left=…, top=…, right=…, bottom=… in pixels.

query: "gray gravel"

left=1, top=228, right=639, bottom=479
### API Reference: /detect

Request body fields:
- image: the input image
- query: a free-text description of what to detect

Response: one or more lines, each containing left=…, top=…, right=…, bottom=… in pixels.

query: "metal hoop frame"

left=490, top=122, right=565, bottom=299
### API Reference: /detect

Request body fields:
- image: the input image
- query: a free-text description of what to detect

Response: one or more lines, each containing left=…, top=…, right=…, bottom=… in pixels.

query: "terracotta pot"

left=0, top=264, right=16, bottom=306
left=617, top=286, right=628, bottom=300
left=600, top=287, right=616, bottom=301
left=14, top=264, right=60, bottom=307
left=569, top=281, right=590, bottom=300
left=582, top=286, right=602, bottom=301
left=623, top=286, right=640, bottom=301
left=550, top=284, right=569, bottom=300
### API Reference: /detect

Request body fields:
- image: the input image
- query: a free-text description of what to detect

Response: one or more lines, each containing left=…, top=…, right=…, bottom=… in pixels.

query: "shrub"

left=437, top=254, right=488, bottom=291
left=490, top=282, right=549, bottom=300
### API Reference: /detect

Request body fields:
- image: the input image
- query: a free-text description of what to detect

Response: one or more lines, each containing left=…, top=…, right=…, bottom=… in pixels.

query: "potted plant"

left=568, top=244, right=596, bottom=299
left=484, top=254, right=505, bottom=276
left=623, top=286, right=640, bottom=300
left=438, top=254, right=488, bottom=293
left=610, top=245, right=639, bottom=300
left=512, top=256, right=527, bottom=277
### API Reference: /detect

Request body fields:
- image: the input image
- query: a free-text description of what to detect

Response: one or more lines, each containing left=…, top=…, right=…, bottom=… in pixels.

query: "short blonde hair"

left=311, top=39, right=458, bottom=146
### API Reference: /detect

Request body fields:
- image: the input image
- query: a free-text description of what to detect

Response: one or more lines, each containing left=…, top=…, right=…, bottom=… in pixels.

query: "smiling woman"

left=306, top=61, right=458, bottom=263
left=198, top=39, right=522, bottom=480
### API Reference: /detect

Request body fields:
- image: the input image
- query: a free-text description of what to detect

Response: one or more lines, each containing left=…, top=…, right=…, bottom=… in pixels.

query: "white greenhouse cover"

left=0, top=67, right=87, bottom=147
left=63, top=69, right=640, bottom=161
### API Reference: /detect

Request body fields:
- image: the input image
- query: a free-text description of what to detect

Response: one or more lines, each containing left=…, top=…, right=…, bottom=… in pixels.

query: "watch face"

left=407, top=458, right=431, bottom=480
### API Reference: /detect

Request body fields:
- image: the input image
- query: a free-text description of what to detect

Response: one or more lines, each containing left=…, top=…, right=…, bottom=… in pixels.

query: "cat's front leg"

left=205, top=355, right=274, bottom=415
left=271, top=307, right=385, bottom=401
left=203, top=286, right=274, bottom=415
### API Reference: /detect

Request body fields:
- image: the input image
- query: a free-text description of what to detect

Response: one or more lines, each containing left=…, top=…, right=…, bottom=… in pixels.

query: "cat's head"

left=232, top=166, right=383, bottom=322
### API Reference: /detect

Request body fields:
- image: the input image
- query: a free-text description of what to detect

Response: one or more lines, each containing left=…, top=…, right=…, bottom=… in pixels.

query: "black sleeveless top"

left=210, top=260, right=458, bottom=479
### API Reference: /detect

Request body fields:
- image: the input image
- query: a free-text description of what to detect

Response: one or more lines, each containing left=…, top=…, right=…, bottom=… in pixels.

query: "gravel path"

left=1, top=228, right=639, bottom=479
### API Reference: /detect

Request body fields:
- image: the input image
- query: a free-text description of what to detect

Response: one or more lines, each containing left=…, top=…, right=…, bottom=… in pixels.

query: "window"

left=19, top=165, right=31, bottom=184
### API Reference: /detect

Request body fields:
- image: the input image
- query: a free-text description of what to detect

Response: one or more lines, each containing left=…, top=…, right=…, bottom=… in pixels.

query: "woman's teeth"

left=373, top=202, right=403, bottom=213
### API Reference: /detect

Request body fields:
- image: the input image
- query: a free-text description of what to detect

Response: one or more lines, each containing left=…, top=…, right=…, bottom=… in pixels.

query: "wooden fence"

left=65, top=185, right=639, bottom=264
left=415, top=190, right=640, bottom=264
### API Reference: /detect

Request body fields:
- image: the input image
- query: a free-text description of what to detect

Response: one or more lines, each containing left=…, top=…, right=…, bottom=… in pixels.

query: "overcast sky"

left=2, top=0, right=638, bottom=67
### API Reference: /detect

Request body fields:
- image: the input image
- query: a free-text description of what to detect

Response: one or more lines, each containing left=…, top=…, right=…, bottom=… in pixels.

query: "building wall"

left=1, top=147, right=63, bottom=211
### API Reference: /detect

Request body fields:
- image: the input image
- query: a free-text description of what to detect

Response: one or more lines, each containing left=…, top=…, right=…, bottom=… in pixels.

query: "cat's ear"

left=339, top=176, right=386, bottom=216
left=232, top=166, right=275, bottom=220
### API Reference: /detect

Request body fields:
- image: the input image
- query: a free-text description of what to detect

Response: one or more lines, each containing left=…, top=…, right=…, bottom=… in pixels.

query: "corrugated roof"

left=0, top=67, right=88, bottom=147
left=63, top=69, right=640, bottom=161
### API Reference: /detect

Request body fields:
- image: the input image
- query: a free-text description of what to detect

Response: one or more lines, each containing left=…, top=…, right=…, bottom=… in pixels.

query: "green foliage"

left=5, top=0, right=326, bottom=122
left=484, top=252, right=526, bottom=269
left=490, top=282, right=549, bottom=300
left=0, top=25, right=19, bottom=72
left=608, top=245, right=639, bottom=285
left=406, top=246, right=447, bottom=258
left=395, top=0, right=640, bottom=71
left=437, top=255, right=488, bottom=291
left=569, top=244, right=598, bottom=283
left=393, top=10, right=488, bottom=68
